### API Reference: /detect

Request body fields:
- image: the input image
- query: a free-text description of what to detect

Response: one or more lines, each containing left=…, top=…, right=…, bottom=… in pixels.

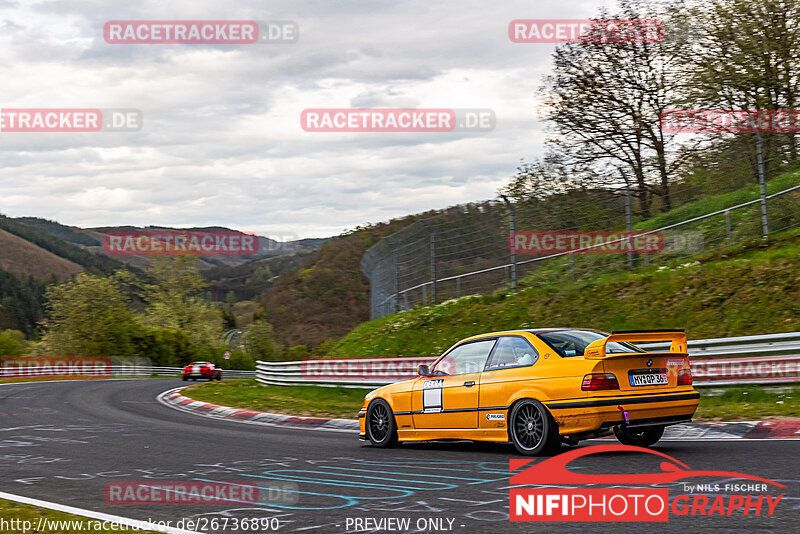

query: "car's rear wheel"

left=366, top=399, right=398, bottom=448
left=614, top=426, right=664, bottom=447
left=509, top=399, right=559, bottom=456
left=182, top=376, right=188, bottom=381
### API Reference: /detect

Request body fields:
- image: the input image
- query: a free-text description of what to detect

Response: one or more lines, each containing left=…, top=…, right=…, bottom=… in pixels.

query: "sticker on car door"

left=422, top=379, right=444, bottom=413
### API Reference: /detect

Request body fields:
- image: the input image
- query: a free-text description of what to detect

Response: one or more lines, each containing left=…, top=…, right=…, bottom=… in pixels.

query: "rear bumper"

left=545, top=391, right=699, bottom=437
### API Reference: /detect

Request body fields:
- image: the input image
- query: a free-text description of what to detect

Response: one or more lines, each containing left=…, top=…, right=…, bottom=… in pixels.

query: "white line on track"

left=0, top=491, right=203, bottom=534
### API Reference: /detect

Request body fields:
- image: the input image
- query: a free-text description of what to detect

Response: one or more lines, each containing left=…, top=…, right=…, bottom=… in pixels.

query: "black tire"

left=509, top=399, right=559, bottom=456
left=614, top=426, right=665, bottom=447
left=182, top=376, right=188, bottom=381
left=366, top=399, right=398, bottom=448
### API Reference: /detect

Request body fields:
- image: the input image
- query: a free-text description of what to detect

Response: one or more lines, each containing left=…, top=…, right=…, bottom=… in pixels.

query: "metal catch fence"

left=362, top=183, right=800, bottom=320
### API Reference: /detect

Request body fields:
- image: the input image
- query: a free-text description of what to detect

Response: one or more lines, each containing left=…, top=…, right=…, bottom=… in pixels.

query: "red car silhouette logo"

left=510, top=444, right=785, bottom=487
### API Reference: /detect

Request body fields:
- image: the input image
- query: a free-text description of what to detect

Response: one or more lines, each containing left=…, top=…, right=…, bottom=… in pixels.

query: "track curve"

left=0, top=379, right=796, bottom=533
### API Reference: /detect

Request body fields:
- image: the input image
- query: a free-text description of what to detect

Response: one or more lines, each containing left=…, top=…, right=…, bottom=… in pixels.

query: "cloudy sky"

left=0, top=0, right=614, bottom=239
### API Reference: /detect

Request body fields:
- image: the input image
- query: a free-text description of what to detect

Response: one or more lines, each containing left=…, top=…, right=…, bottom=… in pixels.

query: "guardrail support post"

left=755, top=132, right=769, bottom=238
left=500, top=195, right=518, bottom=291
left=569, top=252, right=574, bottom=278
left=430, top=232, right=437, bottom=305
left=725, top=210, right=732, bottom=245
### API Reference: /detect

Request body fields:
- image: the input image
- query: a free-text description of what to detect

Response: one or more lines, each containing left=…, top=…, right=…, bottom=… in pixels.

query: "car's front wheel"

left=509, top=399, right=560, bottom=456
left=366, top=399, right=398, bottom=448
left=614, top=426, right=664, bottom=447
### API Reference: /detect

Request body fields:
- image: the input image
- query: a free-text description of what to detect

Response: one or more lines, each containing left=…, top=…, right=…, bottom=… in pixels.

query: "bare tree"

left=683, top=0, right=800, bottom=177
left=540, top=0, right=690, bottom=217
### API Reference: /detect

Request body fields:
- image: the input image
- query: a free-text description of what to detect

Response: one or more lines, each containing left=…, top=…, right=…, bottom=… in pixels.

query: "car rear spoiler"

left=584, top=329, right=688, bottom=359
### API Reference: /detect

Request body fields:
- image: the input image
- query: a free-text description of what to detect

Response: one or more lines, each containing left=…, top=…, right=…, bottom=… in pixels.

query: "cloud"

left=0, top=0, right=616, bottom=238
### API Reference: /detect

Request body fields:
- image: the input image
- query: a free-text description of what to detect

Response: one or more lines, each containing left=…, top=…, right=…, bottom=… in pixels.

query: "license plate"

left=630, top=372, right=668, bottom=386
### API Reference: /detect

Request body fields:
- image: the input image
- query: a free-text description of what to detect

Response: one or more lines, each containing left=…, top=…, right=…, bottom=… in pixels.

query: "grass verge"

left=0, top=499, right=159, bottom=533
left=696, top=386, right=800, bottom=421
left=182, top=380, right=800, bottom=423
left=183, top=378, right=366, bottom=419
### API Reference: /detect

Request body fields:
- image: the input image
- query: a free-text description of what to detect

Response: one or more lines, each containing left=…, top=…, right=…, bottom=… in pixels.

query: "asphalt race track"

left=0, top=379, right=797, bottom=533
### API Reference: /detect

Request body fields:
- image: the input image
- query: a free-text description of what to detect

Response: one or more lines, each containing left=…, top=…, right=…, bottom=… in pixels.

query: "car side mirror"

left=418, top=364, right=431, bottom=377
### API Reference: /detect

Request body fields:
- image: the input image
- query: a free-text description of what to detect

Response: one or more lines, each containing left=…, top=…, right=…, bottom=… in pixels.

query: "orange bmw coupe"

left=358, top=328, right=698, bottom=455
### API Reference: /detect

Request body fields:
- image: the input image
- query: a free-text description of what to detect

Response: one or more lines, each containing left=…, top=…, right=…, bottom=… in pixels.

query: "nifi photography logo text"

left=509, top=445, right=785, bottom=522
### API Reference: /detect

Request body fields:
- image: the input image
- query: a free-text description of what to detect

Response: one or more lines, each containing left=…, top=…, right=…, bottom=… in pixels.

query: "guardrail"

left=0, top=366, right=257, bottom=379
left=256, top=332, right=800, bottom=388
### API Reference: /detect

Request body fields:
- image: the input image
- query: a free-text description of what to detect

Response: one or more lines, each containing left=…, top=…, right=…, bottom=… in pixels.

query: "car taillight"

left=581, top=373, right=619, bottom=391
left=677, top=368, right=693, bottom=386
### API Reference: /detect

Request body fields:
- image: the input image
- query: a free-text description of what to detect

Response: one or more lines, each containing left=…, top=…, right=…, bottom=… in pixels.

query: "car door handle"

left=463, top=381, right=476, bottom=387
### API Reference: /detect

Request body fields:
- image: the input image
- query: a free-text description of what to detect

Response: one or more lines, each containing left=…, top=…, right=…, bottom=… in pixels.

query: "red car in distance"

left=182, top=361, right=222, bottom=381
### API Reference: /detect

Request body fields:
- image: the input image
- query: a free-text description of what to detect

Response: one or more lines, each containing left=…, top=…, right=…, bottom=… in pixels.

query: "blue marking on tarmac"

left=246, top=469, right=456, bottom=490
left=192, top=478, right=368, bottom=511
left=193, top=459, right=511, bottom=511
left=319, top=466, right=506, bottom=484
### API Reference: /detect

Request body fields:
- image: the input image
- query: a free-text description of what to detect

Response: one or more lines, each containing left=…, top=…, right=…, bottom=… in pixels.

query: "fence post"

left=430, top=232, right=437, bottom=304
left=500, top=195, right=518, bottom=291
left=725, top=210, right=732, bottom=245
left=755, top=132, right=769, bottom=237
left=619, top=168, right=634, bottom=271
left=392, top=250, right=399, bottom=313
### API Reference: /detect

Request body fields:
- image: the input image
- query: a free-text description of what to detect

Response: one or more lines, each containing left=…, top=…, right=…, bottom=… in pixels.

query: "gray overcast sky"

left=0, top=0, right=614, bottom=239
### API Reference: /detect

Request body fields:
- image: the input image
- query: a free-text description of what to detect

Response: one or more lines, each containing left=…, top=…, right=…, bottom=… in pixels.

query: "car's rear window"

left=537, top=330, right=644, bottom=357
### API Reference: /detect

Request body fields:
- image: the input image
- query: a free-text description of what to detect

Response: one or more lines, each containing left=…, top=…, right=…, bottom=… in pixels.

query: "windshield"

left=537, top=330, right=644, bottom=357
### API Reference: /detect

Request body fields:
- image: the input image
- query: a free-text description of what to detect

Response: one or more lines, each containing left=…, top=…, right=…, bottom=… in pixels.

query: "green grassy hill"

left=328, top=229, right=800, bottom=357
left=327, top=170, right=800, bottom=358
